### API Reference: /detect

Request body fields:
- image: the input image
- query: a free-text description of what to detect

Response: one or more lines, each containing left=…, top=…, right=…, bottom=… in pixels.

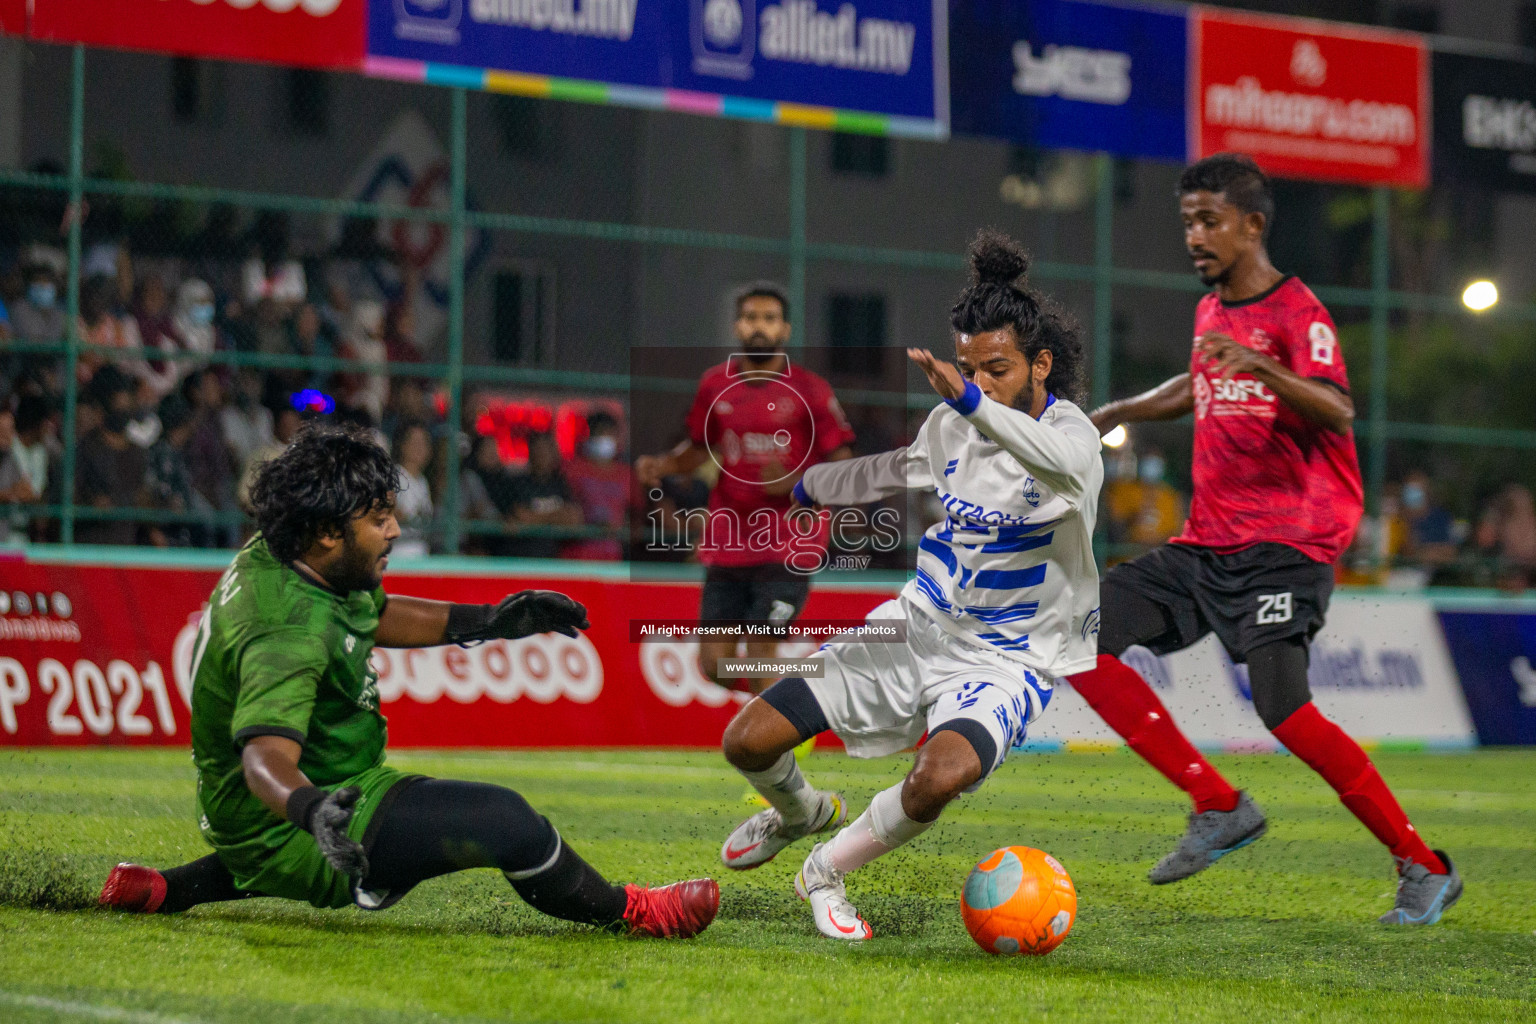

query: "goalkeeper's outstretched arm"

left=376, top=592, right=591, bottom=648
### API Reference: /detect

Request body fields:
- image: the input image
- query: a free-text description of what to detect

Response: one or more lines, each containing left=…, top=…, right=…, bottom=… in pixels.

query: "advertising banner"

left=948, top=0, right=1188, bottom=161
left=365, top=0, right=947, bottom=137
left=29, top=0, right=367, bottom=70
left=1031, top=596, right=1475, bottom=750
left=0, top=557, right=890, bottom=748
left=1433, top=48, right=1536, bottom=195
left=1437, top=609, right=1536, bottom=746
left=1190, top=7, right=1428, bottom=188
left=0, top=554, right=1478, bottom=751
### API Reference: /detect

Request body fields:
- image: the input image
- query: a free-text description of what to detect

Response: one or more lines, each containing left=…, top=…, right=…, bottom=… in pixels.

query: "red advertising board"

left=0, top=0, right=24, bottom=37
left=1191, top=8, right=1429, bottom=188
left=0, top=557, right=893, bottom=748
left=29, top=0, right=365, bottom=70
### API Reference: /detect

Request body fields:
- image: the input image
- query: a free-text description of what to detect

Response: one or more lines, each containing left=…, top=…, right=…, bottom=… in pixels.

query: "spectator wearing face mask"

left=172, top=279, right=219, bottom=368
left=75, top=367, right=150, bottom=546
left=563, top=412, right=639, bottom=561
left=1399, top=469, right=1458, bottom=569
left=1104, top=446, right=1185, bottom=550
left=13, top=264, right=65, bottom=346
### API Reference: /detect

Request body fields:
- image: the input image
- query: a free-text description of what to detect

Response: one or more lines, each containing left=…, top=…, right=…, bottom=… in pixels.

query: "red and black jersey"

left=1173, top=275, right=1364, bottom=564
left=684, top=357, right=855, bottom=567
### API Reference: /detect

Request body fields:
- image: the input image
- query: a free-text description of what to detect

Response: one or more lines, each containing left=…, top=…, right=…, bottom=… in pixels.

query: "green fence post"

left=1368, top=186, right=1390, bottom=516
left=1091, top=154, right=1114, bottom=411
left=442, top=87, right=468, bottom=554
left=59, top=45, right=85, bottom=545
left=788, top=126, right=807, bottom=348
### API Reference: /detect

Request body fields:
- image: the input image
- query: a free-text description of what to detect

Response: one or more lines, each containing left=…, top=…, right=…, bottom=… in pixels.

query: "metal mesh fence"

left=1, top=41, right=1534, bottom=584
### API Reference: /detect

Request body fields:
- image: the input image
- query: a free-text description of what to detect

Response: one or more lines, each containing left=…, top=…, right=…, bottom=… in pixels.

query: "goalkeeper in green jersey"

left=100, top=423, right=718, bottom=938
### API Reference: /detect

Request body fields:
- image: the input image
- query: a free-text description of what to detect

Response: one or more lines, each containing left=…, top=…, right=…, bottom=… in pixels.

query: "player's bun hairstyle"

left=950, top=229, right=1086, bottom=405
left=249, top=421, right=401, bottom=562
left=734, top=280, right=791, bottom=323
left=1178, top=153, right=1275, bottom=238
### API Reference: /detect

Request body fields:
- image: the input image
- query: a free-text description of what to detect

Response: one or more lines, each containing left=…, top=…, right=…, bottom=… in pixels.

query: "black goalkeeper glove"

left=444, top=590, right=591, bottom=645
left=288, top=785, right=369, bottom=878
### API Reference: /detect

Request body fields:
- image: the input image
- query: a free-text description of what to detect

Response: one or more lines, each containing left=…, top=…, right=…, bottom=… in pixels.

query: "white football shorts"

left=803, top=597, right=1053, bottom=780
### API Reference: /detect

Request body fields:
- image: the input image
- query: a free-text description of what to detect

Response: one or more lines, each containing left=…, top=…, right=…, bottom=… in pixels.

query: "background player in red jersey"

left=636, top=282, right=854, bottom=694
left=1073, top=154, right=1462, bottom=925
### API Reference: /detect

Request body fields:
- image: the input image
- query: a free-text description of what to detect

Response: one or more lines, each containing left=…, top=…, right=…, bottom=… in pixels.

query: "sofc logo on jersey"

left=1209, top=376, right=1276, bottom=407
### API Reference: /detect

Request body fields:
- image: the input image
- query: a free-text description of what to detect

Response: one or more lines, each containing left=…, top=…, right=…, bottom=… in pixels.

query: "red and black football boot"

left=99, top=863, right=166, bottom=913
left=621, top=878, right=720, bottom=938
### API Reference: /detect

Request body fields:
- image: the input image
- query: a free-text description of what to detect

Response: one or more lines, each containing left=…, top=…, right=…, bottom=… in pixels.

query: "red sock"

left=1271, top=703, right=1446, bottom=875
left=1069, top=654, right=1240, bottom=814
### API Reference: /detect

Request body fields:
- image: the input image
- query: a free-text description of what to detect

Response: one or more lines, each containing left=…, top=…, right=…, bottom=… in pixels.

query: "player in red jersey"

left=636, top=282, right=855, bottom=693
left=1073, top=154, right=1461, bottom=925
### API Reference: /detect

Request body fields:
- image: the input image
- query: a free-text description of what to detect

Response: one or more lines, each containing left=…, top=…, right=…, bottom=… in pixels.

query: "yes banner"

left=365, top=0, right=947, bottom=135
left=1190, top=7, right=1429, bottom=188
left=29, top=0, right=367, bottom=70
left=1433, top=48, right=1536, bottom=195
left=948, top=0, right=1188, bottom=161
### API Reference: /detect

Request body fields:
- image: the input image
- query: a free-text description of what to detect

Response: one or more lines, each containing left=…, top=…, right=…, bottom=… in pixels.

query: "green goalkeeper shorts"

left=215, top=765, right=422, bottom=910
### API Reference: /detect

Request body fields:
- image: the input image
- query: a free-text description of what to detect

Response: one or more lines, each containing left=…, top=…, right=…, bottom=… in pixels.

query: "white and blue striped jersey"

left=799, top=380, right=1103, bottom=679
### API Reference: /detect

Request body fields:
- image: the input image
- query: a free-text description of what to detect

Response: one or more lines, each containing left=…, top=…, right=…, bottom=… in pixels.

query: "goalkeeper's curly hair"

left=248, top=421, right=401, bottom=562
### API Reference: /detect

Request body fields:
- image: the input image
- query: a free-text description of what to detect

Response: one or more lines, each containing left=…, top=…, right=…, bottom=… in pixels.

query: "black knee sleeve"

left=760, top=676, right=830, bottom=742
left=366, top=780, right=563, bottom=888
left=1247, top=637, right=1313, bottom=731
left=1097, top=578, right=1178, bottom=658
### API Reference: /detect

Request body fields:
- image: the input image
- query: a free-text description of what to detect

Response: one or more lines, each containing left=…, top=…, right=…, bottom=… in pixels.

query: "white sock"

left=824, top=782, right=932, bottom=875
left=739, top=752, right=819, bottom=826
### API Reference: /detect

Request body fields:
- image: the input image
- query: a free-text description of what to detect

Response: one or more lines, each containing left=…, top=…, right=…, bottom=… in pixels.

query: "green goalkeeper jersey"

left=188, top=535, right=389, bottom=856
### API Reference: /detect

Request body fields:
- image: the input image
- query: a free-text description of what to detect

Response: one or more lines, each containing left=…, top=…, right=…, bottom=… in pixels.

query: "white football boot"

left=795, top=841, right=872, bottom=941
left=721, top=792, right=846, bottom=871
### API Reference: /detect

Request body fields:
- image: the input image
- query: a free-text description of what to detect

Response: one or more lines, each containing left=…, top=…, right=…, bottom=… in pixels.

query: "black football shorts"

left=698, top=563, right=811, bottom=627
left=1100, top=542, right=1334, bottom=663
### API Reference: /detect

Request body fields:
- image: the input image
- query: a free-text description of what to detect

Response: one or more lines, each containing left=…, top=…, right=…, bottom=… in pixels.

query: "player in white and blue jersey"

left=716, top=231, right=1104, bottom=940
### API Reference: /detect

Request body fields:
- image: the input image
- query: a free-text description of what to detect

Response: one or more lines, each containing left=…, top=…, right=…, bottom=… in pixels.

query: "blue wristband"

left=792, top=479, right=813, bottom=507
left=945, top=380, right=983, bottom=416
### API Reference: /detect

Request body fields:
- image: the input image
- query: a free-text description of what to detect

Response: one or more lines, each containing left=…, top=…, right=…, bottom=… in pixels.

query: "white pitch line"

left=0, top=991, right=209, bottom=1024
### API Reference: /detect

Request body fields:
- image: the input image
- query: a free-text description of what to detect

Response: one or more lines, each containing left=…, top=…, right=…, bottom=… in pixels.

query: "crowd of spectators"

left=0, top=207, right=648, bottom=560
left=1, top=207, right=1534, bottom=583
left=1099, top=444, right=1536, bottom=593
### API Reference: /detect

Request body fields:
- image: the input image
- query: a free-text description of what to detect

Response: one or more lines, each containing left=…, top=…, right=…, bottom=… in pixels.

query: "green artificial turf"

left=0, top=747, right=1532, bottom=1023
